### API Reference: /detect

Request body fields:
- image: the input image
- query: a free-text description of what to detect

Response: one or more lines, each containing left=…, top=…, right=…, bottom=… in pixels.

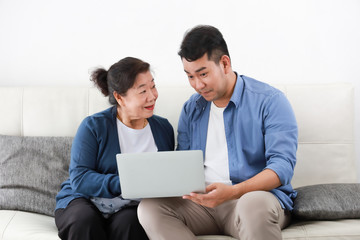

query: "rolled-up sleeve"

left=263, top=92, right=298, bottom=186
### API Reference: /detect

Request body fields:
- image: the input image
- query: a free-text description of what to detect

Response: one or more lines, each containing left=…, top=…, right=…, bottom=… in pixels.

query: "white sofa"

left=0, top=83, right=359, bottom=240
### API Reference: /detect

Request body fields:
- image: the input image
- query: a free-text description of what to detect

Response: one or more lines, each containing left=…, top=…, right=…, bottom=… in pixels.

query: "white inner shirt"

left=117, top=119, right=158, bottom=153
left=204, top=102, right=232, bottom=186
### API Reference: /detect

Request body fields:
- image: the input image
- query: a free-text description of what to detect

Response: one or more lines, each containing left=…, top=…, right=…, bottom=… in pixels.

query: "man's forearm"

left=232, top=169, right=281, bottom=199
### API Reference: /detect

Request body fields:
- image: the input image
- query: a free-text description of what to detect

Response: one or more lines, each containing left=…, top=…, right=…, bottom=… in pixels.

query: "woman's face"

left=117, top=70, right=158, bottom=121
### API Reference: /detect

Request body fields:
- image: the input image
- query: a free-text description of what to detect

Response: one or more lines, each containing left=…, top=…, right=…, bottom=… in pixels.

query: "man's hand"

left=182, top=183, right=237, bottom=208
left=182, top=169, right=282, bottom=208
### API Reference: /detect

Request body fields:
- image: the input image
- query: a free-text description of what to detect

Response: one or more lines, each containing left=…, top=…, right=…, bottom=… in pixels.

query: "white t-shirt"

left=204, top=102, right=232, bottom=186
left=117, top=119, right=158, bottom=153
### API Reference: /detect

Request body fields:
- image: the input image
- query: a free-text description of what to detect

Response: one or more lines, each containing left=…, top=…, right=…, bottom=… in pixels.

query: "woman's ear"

left=113, top=91, right=124, bottom=106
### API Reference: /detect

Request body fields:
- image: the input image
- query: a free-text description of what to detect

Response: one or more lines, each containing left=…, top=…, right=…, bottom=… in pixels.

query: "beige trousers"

left=138, top=191, right=291, bottom=240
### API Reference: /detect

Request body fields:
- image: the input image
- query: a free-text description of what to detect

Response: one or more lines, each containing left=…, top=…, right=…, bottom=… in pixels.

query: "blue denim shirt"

left=177, top=74, right=298, bottom=210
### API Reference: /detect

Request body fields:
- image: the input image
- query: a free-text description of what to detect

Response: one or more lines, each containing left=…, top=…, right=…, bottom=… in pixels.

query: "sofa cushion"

left=0, top=135, right=72, bottom=217
left=292, top=183, right=360, bottom=220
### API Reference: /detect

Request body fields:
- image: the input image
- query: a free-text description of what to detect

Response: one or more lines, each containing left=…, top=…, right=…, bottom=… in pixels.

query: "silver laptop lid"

left=116, top=150, right=205, bottom=199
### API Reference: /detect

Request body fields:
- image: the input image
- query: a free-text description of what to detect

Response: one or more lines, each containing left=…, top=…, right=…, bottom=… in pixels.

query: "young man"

left=138, top=25, right=298, bottom=240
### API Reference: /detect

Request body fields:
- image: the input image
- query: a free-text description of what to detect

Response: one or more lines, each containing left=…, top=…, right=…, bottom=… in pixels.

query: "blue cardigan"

left=55, top=106, right=174, bottom=210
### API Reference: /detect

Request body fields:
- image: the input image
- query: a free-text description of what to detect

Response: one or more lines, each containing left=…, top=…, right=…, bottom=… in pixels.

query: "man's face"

left=182, top=53, right=228, bottom=103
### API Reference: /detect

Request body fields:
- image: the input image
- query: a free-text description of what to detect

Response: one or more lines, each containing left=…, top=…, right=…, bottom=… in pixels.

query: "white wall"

left=0, top=0, right=359, bottom=180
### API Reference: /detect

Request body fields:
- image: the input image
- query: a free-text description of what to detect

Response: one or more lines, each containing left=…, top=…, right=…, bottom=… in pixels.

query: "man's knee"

left=138, top=198, right=164, bottom=228
left=235, top=191, right=283, bottom=239
left=237, top=191, right=279, bottom=216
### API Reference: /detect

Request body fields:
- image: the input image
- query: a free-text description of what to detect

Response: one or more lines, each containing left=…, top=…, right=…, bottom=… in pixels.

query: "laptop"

left=116, top=150, right=205, bottom=199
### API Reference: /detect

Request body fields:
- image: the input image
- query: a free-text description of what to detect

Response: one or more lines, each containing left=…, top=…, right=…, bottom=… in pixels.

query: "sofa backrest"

left=0, top=84, right=356, bottom=188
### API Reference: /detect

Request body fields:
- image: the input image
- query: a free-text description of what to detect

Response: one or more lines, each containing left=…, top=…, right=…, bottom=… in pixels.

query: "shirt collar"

left=195, top=94, right=208, bottom=110
left=229, top=72, right=244, bottom=108
left=195, top=72, right=244, bottom=109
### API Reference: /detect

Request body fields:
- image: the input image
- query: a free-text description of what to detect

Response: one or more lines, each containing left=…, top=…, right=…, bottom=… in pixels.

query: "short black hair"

left=178, top=25, right=230, bottom=63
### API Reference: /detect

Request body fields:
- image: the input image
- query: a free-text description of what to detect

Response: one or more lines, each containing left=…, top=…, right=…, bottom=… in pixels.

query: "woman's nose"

left=148, top=89, right=157, bottom=101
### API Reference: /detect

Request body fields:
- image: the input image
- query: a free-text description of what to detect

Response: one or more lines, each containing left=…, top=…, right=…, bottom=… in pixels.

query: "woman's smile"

left=145, top=104, right=155, bottom=111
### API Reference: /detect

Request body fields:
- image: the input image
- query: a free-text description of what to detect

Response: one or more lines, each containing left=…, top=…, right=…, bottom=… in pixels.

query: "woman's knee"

left=55, top=198, right=106, bottom=239
left=108, top=207, right=148, bottom=240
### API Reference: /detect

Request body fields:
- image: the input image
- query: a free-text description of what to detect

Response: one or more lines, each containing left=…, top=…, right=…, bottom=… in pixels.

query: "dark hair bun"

left=90, top=68, right=109, bottom=96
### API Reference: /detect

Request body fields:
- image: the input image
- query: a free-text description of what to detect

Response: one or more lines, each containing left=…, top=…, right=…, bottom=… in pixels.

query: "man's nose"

left=195, top=78, right=205, bottom=90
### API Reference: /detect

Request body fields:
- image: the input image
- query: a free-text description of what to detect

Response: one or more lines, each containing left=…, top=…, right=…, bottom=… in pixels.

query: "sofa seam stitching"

left=1, top=211, right=17, bottom=239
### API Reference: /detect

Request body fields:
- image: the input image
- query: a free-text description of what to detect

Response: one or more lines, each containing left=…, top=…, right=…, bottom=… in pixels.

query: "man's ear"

left=220, top=55, right=232, bottom=74
left=113, top=91, right=124, bottom=106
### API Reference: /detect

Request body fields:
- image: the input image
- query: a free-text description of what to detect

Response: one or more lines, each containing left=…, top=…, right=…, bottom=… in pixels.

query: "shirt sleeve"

left=263, top=92, right=298, bottom=186
left=69, top=117, right=121, bottom=198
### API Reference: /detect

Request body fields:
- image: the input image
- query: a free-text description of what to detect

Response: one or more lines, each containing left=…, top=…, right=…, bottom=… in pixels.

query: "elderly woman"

left=55, top=57, right=174, bottom=240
